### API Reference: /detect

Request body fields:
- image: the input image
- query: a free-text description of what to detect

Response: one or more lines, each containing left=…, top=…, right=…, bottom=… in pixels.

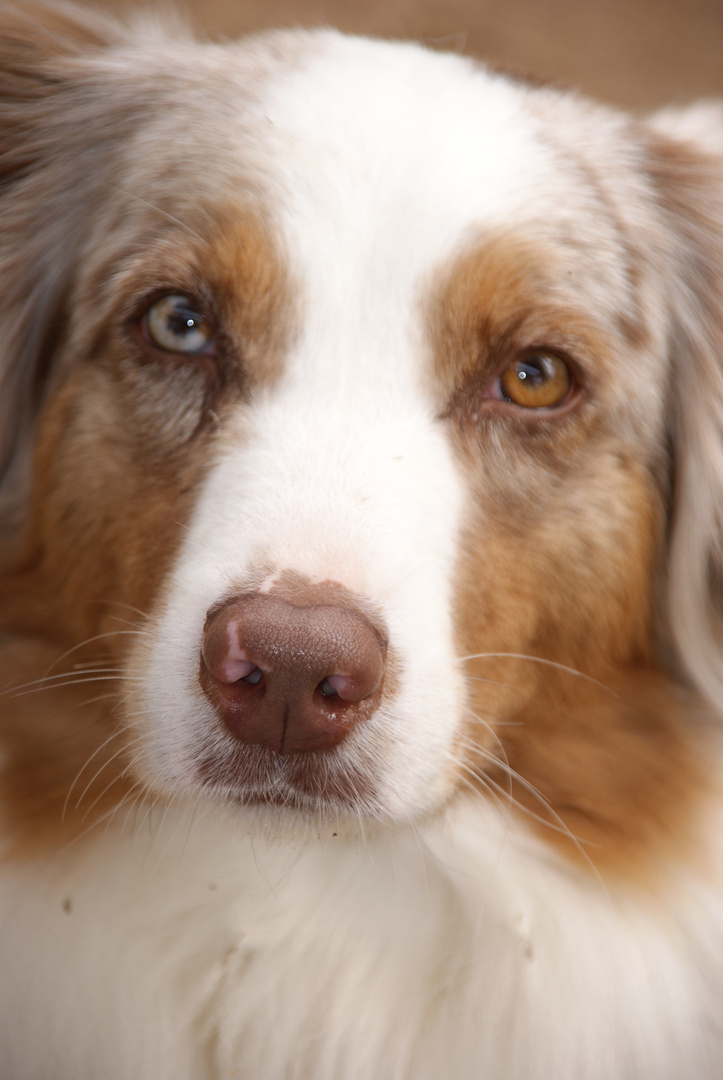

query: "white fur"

left=3, top=801, right=723, bottom=1079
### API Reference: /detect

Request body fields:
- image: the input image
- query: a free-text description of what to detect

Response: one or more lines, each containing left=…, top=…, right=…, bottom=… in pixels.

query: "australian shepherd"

left=2, top=4, right=723, bottom=1077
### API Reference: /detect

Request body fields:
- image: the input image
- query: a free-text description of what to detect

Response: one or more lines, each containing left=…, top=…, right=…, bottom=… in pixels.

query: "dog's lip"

left=195, top=740, right=376, bottom=812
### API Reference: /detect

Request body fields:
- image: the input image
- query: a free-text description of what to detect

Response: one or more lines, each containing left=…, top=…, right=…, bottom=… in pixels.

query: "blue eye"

left=143, top=294, right=214, bottom=354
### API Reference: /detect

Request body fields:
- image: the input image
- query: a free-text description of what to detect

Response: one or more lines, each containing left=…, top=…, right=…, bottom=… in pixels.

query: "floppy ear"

left=644, top=107, right=723, bottom=710
left=0, top=3, right=122, bottom=522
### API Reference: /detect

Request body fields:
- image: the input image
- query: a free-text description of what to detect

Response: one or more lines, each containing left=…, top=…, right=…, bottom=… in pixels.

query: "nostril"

left=317, top=677, right=340, bottom=698
left=315, top=678, right=339, bottom=704
left=241, top=665, right=264, bottom=687
left=317, top=673, right=362, bottom=702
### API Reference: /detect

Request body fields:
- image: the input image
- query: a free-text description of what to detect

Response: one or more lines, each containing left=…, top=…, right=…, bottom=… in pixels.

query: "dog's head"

left=2, top=4, right=723, bottom=872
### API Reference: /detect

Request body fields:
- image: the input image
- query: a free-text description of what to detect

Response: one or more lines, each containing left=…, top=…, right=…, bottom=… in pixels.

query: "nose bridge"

left=191, top=330, right=464, bottom=611
left=224, top=389, right=412, bottom=575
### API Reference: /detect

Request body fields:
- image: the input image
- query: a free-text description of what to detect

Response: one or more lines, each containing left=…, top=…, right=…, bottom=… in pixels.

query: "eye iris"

left=145, top=294, right=213, bottom=354
left=500, top=354, right=571, bottom=408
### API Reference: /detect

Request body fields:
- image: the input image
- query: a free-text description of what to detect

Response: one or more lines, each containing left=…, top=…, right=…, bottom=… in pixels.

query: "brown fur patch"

left=430, top=234, right=710, bottom=882
left=0, top=205, right=294, bottom=856
left=482, top=670, right=711, bottom=881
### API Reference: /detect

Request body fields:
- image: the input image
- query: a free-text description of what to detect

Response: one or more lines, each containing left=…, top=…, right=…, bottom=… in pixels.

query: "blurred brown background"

left=84, top=0, right=723, bottom=110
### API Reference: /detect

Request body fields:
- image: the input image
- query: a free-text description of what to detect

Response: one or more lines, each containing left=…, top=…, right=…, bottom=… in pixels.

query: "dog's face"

left=1, top=9, right=722, bottom=871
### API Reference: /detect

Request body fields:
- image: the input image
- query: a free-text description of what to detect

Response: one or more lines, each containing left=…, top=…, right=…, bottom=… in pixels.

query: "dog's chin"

left=185, top=740, right=393, bottom=830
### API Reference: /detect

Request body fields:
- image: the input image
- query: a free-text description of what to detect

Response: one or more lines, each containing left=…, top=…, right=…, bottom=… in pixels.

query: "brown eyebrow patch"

left=92, top=204, right=295, bottom=396
left=428, top=231, right=617, bottom=407
left=200, top=208, right=296, bottom=391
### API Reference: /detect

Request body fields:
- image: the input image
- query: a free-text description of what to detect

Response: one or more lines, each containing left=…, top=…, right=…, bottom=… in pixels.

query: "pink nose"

left=199, top=583, right=387, bottom=754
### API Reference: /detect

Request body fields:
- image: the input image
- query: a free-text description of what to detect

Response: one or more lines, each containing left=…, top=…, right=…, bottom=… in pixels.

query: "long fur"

left=2, top=5, right=723, bottom=1078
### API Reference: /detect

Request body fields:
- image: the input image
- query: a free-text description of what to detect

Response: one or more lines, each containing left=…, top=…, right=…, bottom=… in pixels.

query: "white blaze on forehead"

left=237, top=32, right=642, bottom=368
left=256, top=38, right=554, bottom=340
left=201, top=42, right=547, bottom=575
left=190, top=54, right=548, bottom=589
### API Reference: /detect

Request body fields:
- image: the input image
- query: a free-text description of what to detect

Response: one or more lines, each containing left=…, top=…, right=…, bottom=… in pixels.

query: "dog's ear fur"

left=644, top=108, right=723, bottom=709
left=0, top=3, right=128, bottom=532
left=0, top=6, right=165, bottom=548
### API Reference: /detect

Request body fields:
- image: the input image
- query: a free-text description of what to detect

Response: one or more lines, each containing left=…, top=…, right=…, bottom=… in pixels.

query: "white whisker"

left=9, top=674, right=125, bottom=699
left=42, top=631, right=148, bottom=677
left=455, top=730, right=606, bottom=889
left=62, top=729, right=127, bottom=821
left=460, top=652, right=617, bottom=695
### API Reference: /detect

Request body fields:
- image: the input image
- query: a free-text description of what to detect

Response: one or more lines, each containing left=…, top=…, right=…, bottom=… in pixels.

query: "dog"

left=2, top=3, right=723, bottom=1076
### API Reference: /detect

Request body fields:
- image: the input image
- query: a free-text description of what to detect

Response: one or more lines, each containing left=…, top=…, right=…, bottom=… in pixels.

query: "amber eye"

left=143, top=294, right=214, bottom=354
left=499, top=353, right=572, bottom=409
